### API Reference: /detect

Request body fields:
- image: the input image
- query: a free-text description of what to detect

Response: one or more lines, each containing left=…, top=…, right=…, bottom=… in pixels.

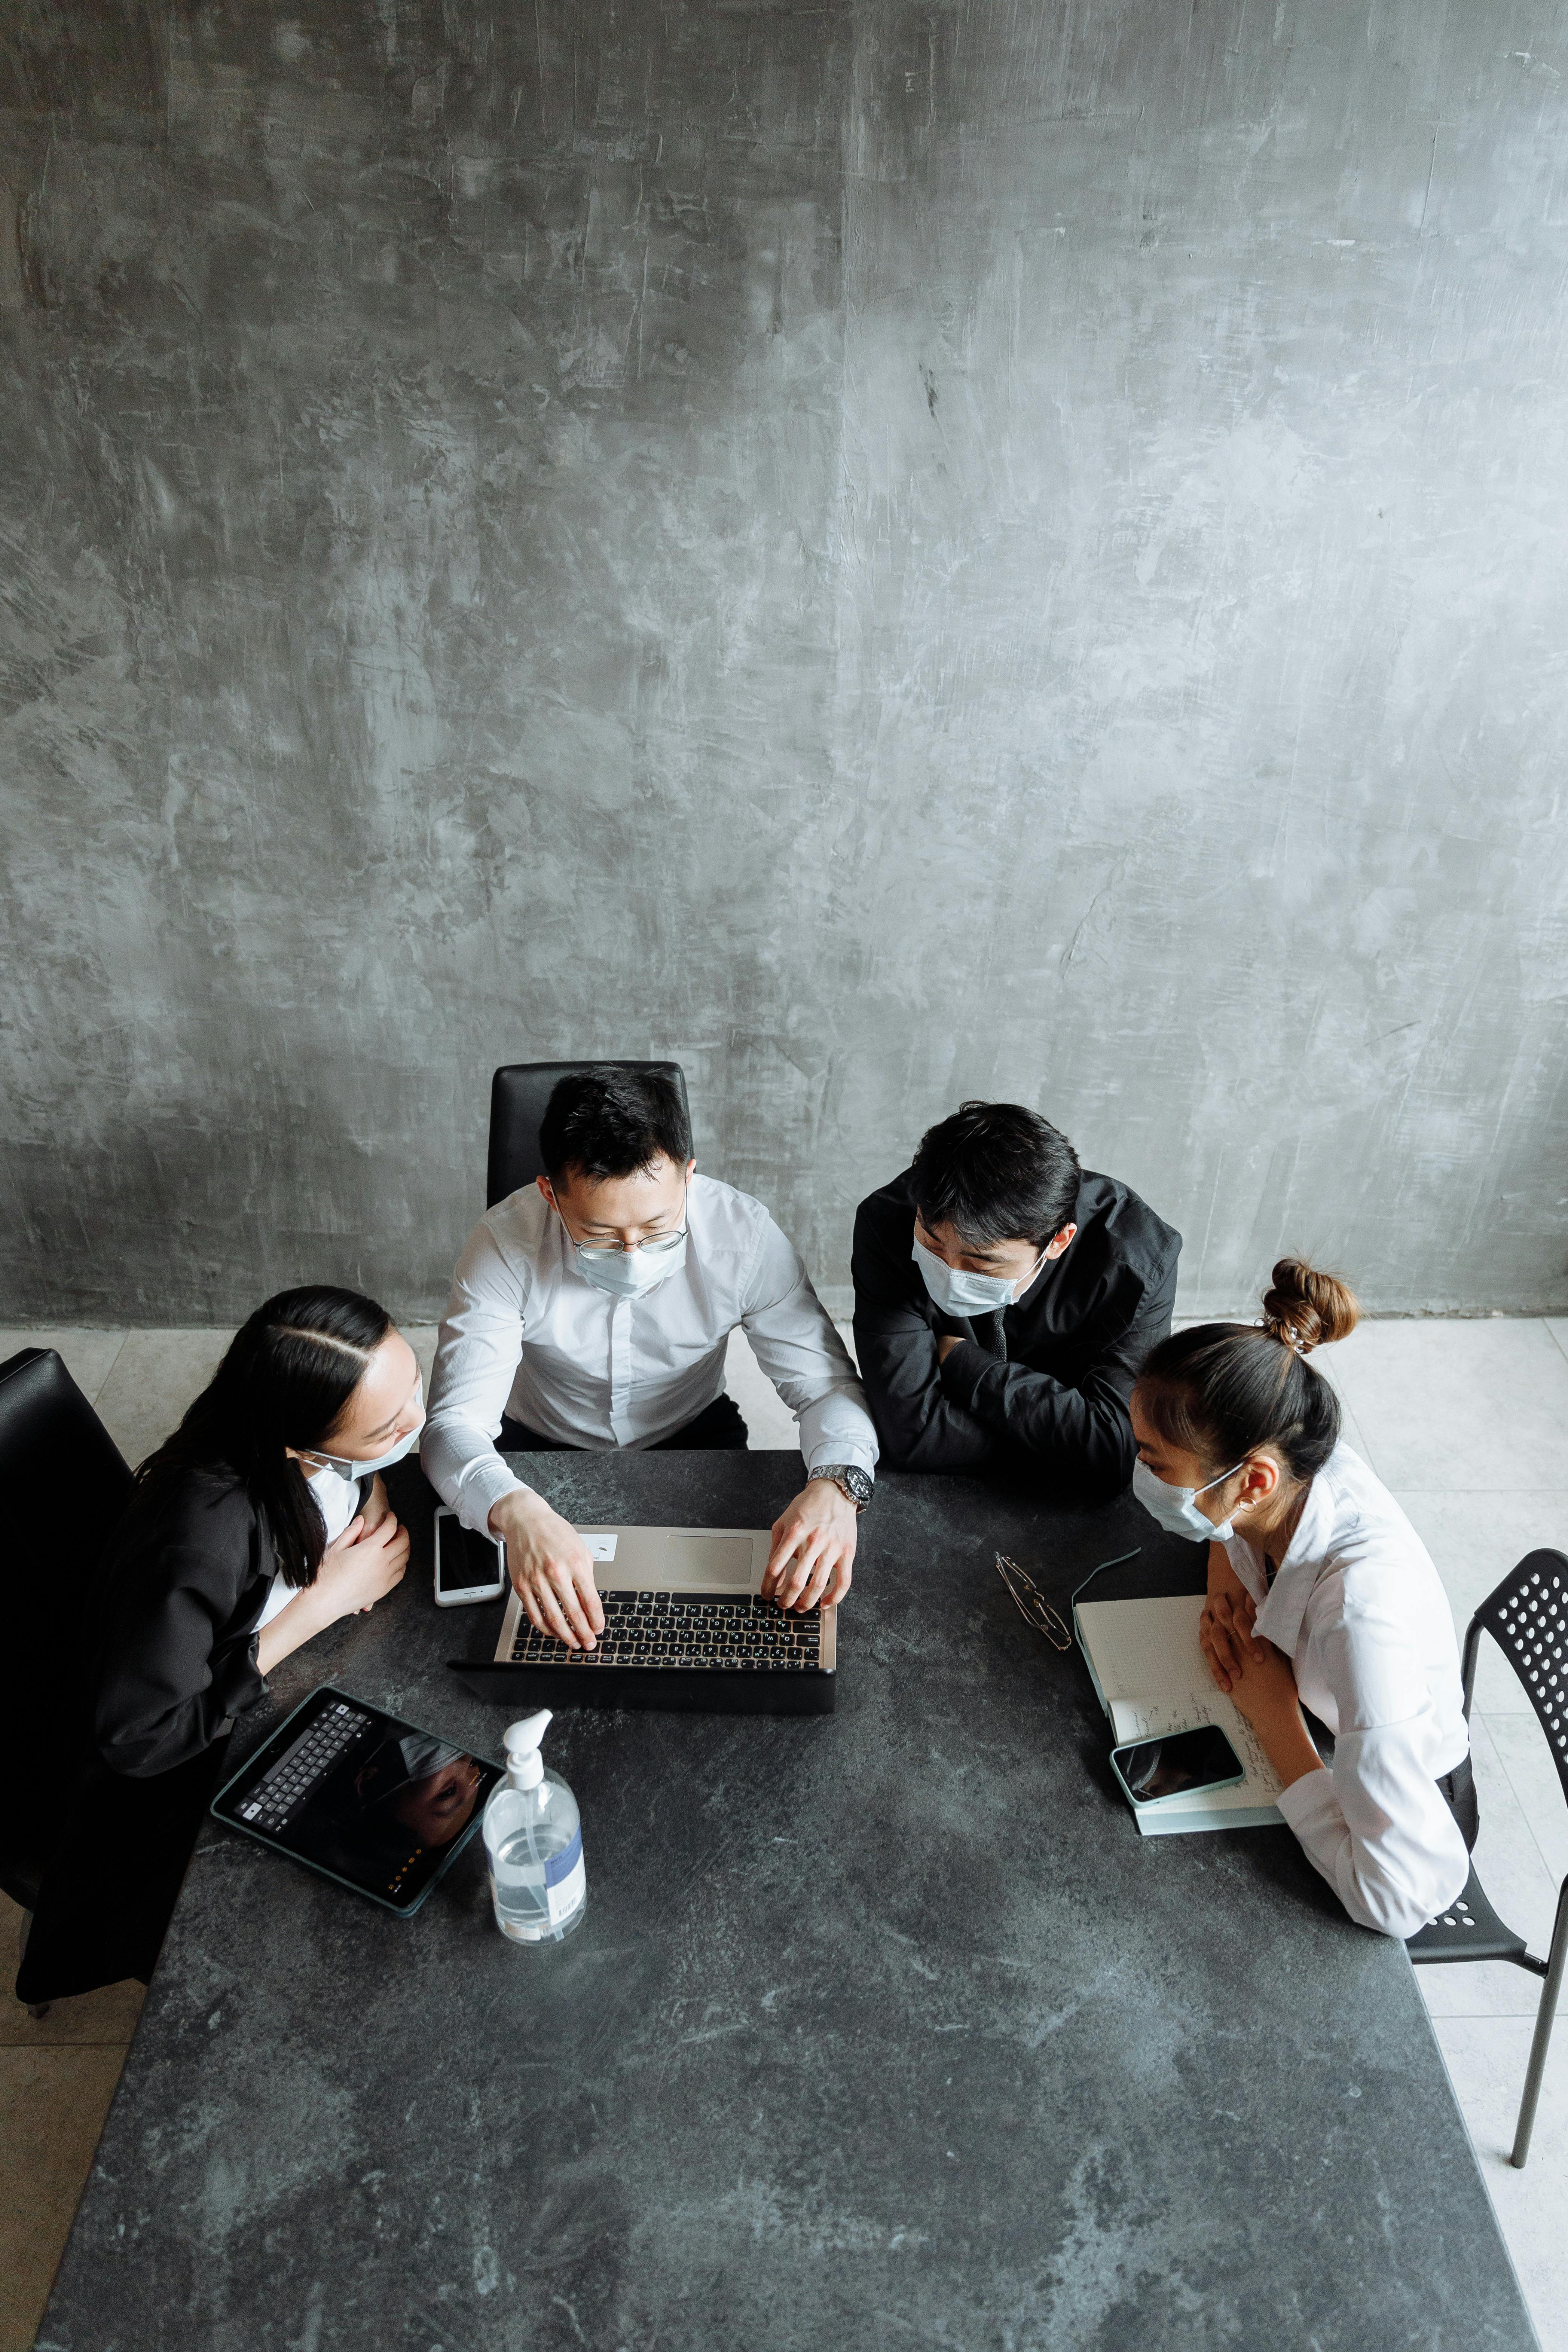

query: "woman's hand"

left=1223, top=1639, right=1299, bottom=1728
left=256, top=1511, right=410, bottom=1675
left=1199, top=1542, right=1267, bottom=1693
left=312, top=1509, right=410, bottom=1622
left=1223, top=1638, right=1325, bottom=1792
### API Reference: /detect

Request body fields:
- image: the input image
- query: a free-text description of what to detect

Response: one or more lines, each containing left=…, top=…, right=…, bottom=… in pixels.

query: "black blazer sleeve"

left=93, top=1474, right=273, bottom=1778
left=937, top=1251, right=1179, bottom=1498
left=852, top=1192, right=999, bottom=1473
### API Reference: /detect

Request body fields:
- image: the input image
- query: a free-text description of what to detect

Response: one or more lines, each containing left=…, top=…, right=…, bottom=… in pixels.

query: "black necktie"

left=972, top=1310, right=1008, bottom=1362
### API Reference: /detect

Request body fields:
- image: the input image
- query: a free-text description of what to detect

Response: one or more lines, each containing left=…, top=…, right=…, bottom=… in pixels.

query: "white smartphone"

left=433, top=1506, right=508, bottom=1608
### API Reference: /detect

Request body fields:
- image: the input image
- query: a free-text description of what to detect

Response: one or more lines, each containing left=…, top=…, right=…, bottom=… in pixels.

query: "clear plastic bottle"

left=482, top=1710, right=586, bottom=1945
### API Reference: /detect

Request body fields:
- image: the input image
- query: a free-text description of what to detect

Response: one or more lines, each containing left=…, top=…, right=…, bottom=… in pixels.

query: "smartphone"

left=433, top=1506, right=508, bottom=1608
left=1109, top=1725, right=1245, bottom=1806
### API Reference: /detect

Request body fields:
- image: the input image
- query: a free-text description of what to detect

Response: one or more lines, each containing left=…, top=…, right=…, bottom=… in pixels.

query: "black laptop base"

left=447, top=1658, right=835, bottom=1716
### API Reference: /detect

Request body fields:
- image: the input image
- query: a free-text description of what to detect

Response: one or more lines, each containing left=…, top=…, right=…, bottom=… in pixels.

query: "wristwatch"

left=810, top=1462, right=874, bottom=1512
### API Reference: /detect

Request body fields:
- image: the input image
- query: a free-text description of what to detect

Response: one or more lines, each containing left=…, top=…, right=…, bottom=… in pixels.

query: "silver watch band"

left=809, top=1463, right=872, bottom=1511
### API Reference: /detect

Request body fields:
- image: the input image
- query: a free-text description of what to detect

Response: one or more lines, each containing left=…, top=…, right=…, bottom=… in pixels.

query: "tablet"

left=211, top=1683, right=502, bottom=1917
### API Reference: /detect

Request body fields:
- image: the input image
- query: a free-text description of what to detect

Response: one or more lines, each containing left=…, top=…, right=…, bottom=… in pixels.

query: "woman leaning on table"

left=18, top=1286, right=421, bottom=2002
left=1128, top=1260, right=1472, bottom=1940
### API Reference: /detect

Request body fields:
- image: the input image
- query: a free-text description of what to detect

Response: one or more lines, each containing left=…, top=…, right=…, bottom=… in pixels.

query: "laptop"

left=446, top=1524, right=838, bottom=1716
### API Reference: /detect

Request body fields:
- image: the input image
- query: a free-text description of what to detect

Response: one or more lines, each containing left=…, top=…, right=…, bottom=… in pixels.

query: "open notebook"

left=1074, top=1593, right=1285, bottom=1837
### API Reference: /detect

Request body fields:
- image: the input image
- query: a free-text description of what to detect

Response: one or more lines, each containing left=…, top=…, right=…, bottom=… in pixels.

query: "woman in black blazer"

left=19, top=1286, right=422, bottom=2001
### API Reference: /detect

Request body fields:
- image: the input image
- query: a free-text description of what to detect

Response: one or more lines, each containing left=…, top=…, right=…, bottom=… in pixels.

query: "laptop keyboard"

left=238, top=1699, right=372, bottom=1832
left=509, top=1590, right=825, bottom=1671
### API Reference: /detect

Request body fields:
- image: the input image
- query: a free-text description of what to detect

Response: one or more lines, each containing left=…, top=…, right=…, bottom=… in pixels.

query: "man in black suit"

left=851, top=1102, right=1181, bottom=1498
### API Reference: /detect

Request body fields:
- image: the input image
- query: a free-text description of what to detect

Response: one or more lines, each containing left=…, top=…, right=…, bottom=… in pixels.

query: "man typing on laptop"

left=423, top=1067, right=876, bottom=1653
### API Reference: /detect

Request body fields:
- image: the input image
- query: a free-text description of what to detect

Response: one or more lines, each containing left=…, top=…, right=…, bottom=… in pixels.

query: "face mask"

left=575, top=1230, right=688, bottom=1299
left=1132, top=1456, right=1245, bottom=1543
left=912, top=1232, right=1043, bottom=1317
left=303, top=1386, right=425, bottom=1479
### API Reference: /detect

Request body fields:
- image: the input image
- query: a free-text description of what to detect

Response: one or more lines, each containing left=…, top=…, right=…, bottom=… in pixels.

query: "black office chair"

left=486, top=1060, right=691, bottom=1206
left=0, top=1349, right=133, bottom=1913
left=1406, top=1547, right=1568, bottom=2168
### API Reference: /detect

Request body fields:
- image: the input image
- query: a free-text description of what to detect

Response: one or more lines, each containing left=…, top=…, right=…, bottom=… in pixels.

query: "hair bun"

left=1260, top=1257, right=1360, bottom=1354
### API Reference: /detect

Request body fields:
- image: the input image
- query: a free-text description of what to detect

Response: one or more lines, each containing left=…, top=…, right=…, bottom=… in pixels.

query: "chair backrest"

left=486, top=1060, right=691, bottom=1206
left=1466, top=1548, right=1568, bottom=1809
left=0, top=1349, right=134, bottom=1889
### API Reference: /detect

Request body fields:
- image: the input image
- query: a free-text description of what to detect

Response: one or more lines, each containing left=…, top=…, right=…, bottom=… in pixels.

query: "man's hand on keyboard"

left=762, top=1479, right=857, bottom=1612
left=490, top=1489, right=606, bottom=1651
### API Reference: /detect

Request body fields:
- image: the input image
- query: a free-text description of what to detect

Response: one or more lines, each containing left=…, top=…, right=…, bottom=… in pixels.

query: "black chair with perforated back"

left=0, top=1349, right=134, bottom=1915
left=486, top=1060, right=691, bottom=1206
left=1406, top=1547, right=1568, bottom=2168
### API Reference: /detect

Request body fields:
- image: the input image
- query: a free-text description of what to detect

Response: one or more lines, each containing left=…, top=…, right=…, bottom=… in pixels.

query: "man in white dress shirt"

left=423, top=1067, right=878, bottom=1652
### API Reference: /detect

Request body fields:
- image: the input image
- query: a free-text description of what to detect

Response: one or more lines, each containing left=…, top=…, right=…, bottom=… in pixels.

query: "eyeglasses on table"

left=994, top=1544, right=1142, bottom=1650
left=994, top=1553, right=1072, bottom=1649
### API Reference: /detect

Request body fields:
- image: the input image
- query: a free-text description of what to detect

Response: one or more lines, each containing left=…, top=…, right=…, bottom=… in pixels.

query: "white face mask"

left=1131, top=1456, right=1245, bottom=1543
left=575, top=1229, right=688, bottom=1299
left=912, top=1232, right=1044, bottom=1317
left=303, top=1384, right=425, bottom=1479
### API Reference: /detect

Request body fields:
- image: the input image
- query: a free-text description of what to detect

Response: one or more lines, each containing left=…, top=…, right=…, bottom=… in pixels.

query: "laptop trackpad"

left=664, top=1534, right=754, bottom=1584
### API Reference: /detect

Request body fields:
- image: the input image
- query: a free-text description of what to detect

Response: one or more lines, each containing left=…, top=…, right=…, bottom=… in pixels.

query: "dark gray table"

left=40, top=1454, right=1537, bottom=2352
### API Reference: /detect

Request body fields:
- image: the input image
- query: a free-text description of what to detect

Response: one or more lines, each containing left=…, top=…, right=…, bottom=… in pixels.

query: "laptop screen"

left=212, top=1685, right=502, bottom=1916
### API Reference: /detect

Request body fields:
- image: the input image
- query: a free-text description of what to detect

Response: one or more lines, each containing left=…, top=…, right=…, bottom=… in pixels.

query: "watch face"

left=840, top=1467, right=874, bottom=1507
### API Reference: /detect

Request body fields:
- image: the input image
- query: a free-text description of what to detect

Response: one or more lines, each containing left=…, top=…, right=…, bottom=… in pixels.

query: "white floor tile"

left=1430, top=2015, right=1568, bottom=2351
left=1389, top=1490, right=1568, bottom=1713
left=1417, top=1714, right=1561, bottom=2019
left=0, top=1328, right=126, bottom=1406
left=1328, top=1319, right=1568, bottom=1490
left=1547, top=1319, right=1568, bottom=1372
left=92, top=1329, right=235, bottom=1467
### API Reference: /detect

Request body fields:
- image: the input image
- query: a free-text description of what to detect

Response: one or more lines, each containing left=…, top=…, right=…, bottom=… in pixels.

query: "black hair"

left=539, top=1067, right=691, bottom=1186
left=1135, top=1258, right=1360, bottom=1487
left=909, top=1101, right=1081, bottom=1250
left=136, top=1285, right=394, bottom=1588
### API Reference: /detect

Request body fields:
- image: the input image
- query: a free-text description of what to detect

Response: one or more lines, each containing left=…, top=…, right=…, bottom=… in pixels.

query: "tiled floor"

left=1, top=1317, right=1565, bottom=2349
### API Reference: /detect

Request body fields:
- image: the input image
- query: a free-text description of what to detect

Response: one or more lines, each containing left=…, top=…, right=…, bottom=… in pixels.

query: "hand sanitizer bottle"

left=482, top=1710, right=586, bottom=1945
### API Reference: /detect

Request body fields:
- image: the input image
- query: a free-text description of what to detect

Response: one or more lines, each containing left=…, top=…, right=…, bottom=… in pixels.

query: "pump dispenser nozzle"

left=503, top=1710, right=552, bottom=1790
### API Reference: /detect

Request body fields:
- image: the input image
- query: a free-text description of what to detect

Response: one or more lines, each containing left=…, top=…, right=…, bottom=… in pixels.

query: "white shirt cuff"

left=1275, top=1765, right=1339, bottom=1836
left=454, top=1451, right=529, bottom=1534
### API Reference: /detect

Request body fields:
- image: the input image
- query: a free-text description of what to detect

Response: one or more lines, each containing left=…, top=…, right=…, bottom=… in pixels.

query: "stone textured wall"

left=4, top=3, right=1566, bottom=1320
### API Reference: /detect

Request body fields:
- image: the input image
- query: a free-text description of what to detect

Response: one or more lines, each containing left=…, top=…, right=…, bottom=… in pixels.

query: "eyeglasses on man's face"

left=994, top=1553, right=1072, bottom=1649
left=574, top=1225, right=688, bottom=1262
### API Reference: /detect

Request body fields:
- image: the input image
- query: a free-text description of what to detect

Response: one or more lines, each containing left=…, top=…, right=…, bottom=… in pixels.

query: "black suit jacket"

left=90, top=1467, right=279, bottom=1777
left=852, top=1166, right=1181, bottom=1497
left=18, top=1463, right=363, bottom=2003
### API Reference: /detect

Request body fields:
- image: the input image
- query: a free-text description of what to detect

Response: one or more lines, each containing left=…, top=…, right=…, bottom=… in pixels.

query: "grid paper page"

left=1076, top=1594, right=1284, bottom=1811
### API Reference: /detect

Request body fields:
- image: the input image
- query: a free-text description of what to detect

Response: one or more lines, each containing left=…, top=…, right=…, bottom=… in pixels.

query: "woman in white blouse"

left=1130, top=1259, right=1471, bottom=1939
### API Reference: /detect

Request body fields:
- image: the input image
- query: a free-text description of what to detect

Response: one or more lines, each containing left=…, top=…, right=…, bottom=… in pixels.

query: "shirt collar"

left=1251, top=1468, right=1335, bottom=1655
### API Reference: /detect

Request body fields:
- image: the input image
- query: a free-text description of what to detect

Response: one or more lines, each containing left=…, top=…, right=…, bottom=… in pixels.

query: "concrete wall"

left=3, top=2, right=1566, bottom=1324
